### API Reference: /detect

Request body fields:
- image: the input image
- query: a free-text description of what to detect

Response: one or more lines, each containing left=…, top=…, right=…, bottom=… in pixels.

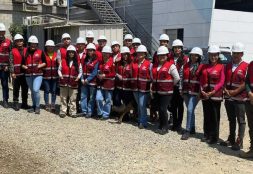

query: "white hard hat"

left=157, top=46, right=169, bottom=55
left=136, top=45, right=147, bottom=53
left=121, top=46, right=130, bottom=54
left=102, top=45, right=112, bottom=53
left=62, top=33, right=71, bottom=40
left=28, top=35, right=38, bottom=44
left=190, top=47, right=203, bottom=56
left=172, top=39, right=184, bottom=47
left=111, top=41, right=120, bottom=46
left=159, top=34, right=170, bottom=41
left=76, top=37, right=86, bottom=44
left=86, top=43, right=96, bottom=50
left=0, top=23, right=6, bottom=31
left=208, top=45, right=220, bottom=53
left=14, top=34, right=24, bottom=41
left=232, top=42, right=244, bottom=53
left=98, top=35, right=107, bottom=41
left=86, top=31, right=94, bottom=38
left=45, top=40, right=55, bottom=47
left=124, top=34, right=133, bottom=40
left=132, top=38, right=141, bottom=44
left=67, top=45, right=76, bottom=52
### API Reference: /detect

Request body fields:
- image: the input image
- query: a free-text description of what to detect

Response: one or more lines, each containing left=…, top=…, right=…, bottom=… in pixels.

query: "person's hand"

left=201, top=90, right=208, bottom=98
left=4, top=66, right=8, bottom=72
left=75, top=77, right=79, bottom=82
left=11, top=73, right=16, bottom=79
left=150, top=91, right=154, bottom=99
left=224, top=88, right=231, bottom=97
left=60, top=76, right=63, bottom=80
left=206, top=90, right=215, bottom=98
left=116, top=73, right=122, bottom=80
left=22, top=65, right=28, bottom=70
left=82, top=79, right=88, bottom=85
left=228, top=90, right=237, bottom=97
left=115, top=58, right=121, bottom=63
left=98, top=73, right=105, bottom=79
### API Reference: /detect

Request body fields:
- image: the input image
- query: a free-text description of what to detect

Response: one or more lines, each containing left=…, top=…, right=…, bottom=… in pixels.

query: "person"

left=80, top=43, right=99, bottom=118
left=221, top=42, right=248, bottom=150
left=56, top=33, right=71, bottom=64
left=58, top=45, right=82, bottom=117
left=151, top=46, right=180, bottom=135
left=97, top=35, right=107, bottom=53
left=123, top=34, right=135, bottom=55
left=43, top=40, right=58, bottom=113
left=22, top=35, right=46, bottom=114
left=169, top=39, right=189, bottom=133
left=0, top=23, right=11, bottom=108
left=153, top=33, right=170, bottom=65
left=76, top=37, right=86, bottom=113
left=132, top=38, right=141, bottom=62
left=199, top=45, right=225, bottom=144
left=10, top=34, right=29, bottom=111
left=132, top=45, right=151, bottom=129
left=96, top=46, right=115, bottom=120
left=240, top=60, right=253, bottom=158
left=181, top=47, right=203, bottom=140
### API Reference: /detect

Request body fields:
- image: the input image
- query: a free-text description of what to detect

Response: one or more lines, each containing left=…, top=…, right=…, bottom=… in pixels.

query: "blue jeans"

left=0, top=70, right=9, bottom=101
left=183, top=94, right=199, bottom=131
left=96, top=89, right=112, bottom=118
left=81, top=85, right=96, bottom=116
left=43, top=79, right=57, bottom=105
left=26, top=76, right=43, bottom=109
left=133, top=91, right=149, bottom=127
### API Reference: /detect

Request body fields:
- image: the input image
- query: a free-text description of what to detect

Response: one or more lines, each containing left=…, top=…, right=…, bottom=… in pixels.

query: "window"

left=164, top=28, right=184, bottom=43
left=215, top=0, right=253, bottom=12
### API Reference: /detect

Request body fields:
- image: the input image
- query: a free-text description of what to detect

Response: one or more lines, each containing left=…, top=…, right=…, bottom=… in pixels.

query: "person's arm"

left=245, top=72, right=251, bottom=93
left=58, top=62, right=63, bottom=79
left=213, top=65, right=225, bottom=92
left=169, top=64, right=180, bottom=85
left=86, top=62, right=98, bottom=82
left=38, top=52, right=46, bottom=69
left=77, top=63, right=82, bottom=79
left=56, top=49, right=61, bottom=64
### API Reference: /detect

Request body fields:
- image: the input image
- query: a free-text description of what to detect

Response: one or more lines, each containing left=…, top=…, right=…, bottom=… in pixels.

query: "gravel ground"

left=0, top=89, right=253, bottom=174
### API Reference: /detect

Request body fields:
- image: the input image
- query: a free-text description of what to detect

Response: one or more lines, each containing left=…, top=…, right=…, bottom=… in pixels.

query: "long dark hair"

left=172, top=46, right=185, bottom=66
left=66, top=50, right=79, bottom=71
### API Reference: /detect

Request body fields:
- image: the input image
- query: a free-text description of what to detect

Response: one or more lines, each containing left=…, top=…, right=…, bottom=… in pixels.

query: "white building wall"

left=152, top=0, right=214, bottom=48
left=209, top=9, right=253, bottom=62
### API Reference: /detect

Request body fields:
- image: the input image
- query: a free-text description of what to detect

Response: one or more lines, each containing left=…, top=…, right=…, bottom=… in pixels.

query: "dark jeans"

left=170, top=86, right=184, bottom=129
left=13, top=75, right=28, bottom=104
left=0, top=70, right=9, bottom=101
left=43, top=79, right=57, bottom=105
left=225, top=100, right=246, bottom=141
left=154, top=93, right=172, bottom=130
left=202, top=99, right=221, bottom=140
left=121, top=90, right=133, bottom=105
left=113, top=88, right=122, bottom=107
left=76, top=80, right=82, bottom=113
left=245, top=101, right=253, bottom=149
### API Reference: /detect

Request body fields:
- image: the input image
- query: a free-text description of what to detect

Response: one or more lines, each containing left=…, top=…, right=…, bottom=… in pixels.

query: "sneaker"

left=45, top=104, right=51, bottom=112
left=13, top=102, right=20, bottom=111
left=51, top=105, right=56, bottom=113
left=239, top=149, right=253, bottom=158
left=231, top=138, right=243, bottom=151
left=201, top=136, right=209, bottom=142
left=207, top=138, right=218, bottom=144
left=181, top=131, right=190, bottom=140
left=157, top=128, right=168, bottom=135
left=35, top=108, right=40, bottom=114
left=21, top=103, right=30, bottom=110
left=3, top=100, right=8, bottom=108
left=27, top=108, right=35, bottom=113
left=100, top=117, right=109, bottom=121
left=220, top=136, right=235, bottom=147
left=59, top=112, right=66, bottom=118
left=138, top=123, right=146, bottom=129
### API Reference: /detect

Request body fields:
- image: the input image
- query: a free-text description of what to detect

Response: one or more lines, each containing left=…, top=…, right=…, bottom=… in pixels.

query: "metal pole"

left=67, top=0, right=69, bottom=24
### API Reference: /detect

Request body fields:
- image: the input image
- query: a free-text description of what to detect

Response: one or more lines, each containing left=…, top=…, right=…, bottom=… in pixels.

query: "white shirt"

left=232, top=60, right=242, bottom=72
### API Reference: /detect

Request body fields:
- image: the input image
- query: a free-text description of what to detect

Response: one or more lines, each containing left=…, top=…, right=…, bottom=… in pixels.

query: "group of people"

left=0, top=22, right=253, bottom=158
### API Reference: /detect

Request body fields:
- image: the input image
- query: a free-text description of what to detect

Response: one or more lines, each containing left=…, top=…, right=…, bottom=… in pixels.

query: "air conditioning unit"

left=57, top=0, right=67, bottom=7
left=43, top=0, right=53, bottom=6
left=26, top=0, right=39, bottom=5
left=13, top=0, right=26, bottom=3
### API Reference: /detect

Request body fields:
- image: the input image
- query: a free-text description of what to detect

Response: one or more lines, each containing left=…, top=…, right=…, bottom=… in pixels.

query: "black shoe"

left=100, top=117, right=109, bottom=121
left=35, top=108, right=40, bottom=114
left=3, top=100, right=8, bottom=108
left=138, top=123, right=147, bottom=129
left=13, top=102, right=20, bottom=111
left=156, top=128, right=168, bottom=135
left=59, top=112, right=67, bottom=118
left=190, top=128, right=196, bottom=135
left=21, top=103, right=30, bottom=110
left=27, top=108, right=35, bottom=113
left=201, top=136, right=209, bottom=142
left=231, top=138, right=243, bottom=151
left=207, top=138, right=218, bottom=144
left=181, top=131, right=190, bottom=140
left=220, top=136, right=235, bottom=147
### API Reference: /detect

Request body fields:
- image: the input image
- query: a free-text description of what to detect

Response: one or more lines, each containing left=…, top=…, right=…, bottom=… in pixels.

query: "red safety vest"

left=225, top=61, right=248, bottom=101
left=168, top=54, right=189, bottom=71
left=152, top=62, right=174, bottom=95
left=82, top=56, right=99, bottom=86
left=12, top=47, right=27, bottom=76
left=200, top=64, right=224, bottom=101
left=43, top=52, right=58, bottom=79
left=182, top=63, right=203, bottom=95
left=0, top=38, right=11, bottom=68
left=248, top=61, right=253, bottom=91
left=132, top=59, right=151, bottom=92
left=59, top=47, right=67, bottom=61
left=98, top=57, right=115, bottom=90
left=112, top=52, right=121, bottom=63
left=25, top=49, right=43, bottom=76
left=152, top=51, right=171, bottom=66
left=59, top=59, right=80, bottom=88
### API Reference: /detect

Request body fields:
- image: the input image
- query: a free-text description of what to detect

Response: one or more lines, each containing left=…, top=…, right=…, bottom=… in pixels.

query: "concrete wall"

left=209, top=9, right=253, bottom=62
left=152, top=0, right=214, bottom=48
